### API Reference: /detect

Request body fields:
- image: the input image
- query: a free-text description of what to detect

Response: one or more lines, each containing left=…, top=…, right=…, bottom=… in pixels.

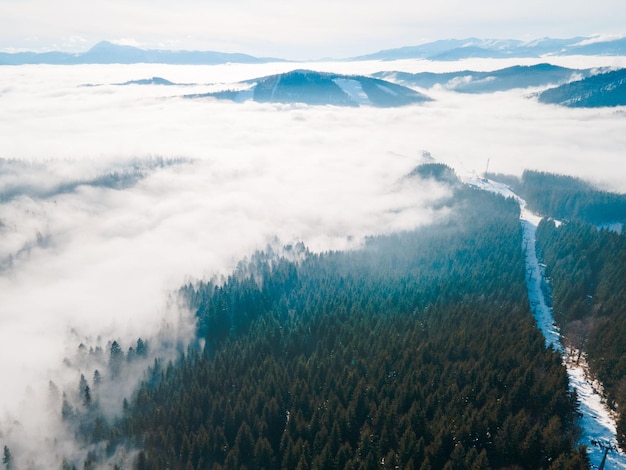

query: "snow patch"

left=333, top=78, right=370, bottom=105
left=566, top=352, right=626, bottom=468
left=520, top=212, right=563, bottom=352
left=375, top=84, right=398, bottom=96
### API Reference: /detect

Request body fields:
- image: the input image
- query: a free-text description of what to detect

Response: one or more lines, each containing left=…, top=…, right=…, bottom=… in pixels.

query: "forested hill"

left=185, top=70, right=431, bottom=107
left=54, top=164, right=588, bottom=469
left=537, top=219, right=626, bottom=449
left=374, top=64, right=585, bottom=94
left=489, top=170, right=626, bottom=225
left=538, top=68, right=626, bottom=108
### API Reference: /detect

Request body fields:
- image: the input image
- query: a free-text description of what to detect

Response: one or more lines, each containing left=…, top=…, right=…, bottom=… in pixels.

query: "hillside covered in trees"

left=374, top=64, right=586, bottom=94
left=536, top=219, right=626, bottom=449
left=538, top=68, right=626, bottom=108
left=47, top=165, right=589, bottom=469
left=490, top=170, right=626, bottom=225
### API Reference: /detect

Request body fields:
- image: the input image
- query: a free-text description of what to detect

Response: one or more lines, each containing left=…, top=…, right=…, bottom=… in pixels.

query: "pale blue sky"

left=1, top=0, right=626, bottom=59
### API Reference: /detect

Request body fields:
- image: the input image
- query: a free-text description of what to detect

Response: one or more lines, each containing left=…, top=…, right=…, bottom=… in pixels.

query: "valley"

left=1, top=43, right=625, bottom=468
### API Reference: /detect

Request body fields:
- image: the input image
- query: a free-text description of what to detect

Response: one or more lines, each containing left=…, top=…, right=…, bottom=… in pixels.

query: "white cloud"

left=0, top=61, right=451, bottom=430
left=574, top=32, right=626, bottom=46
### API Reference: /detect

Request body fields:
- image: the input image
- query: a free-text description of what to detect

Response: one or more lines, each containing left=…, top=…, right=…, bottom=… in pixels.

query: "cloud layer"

left=0, top=61, right=453, bottom=414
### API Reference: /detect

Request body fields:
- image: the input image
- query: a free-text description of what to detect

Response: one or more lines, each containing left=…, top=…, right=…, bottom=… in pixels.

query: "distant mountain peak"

left=87, top=40, right=140, bottom=53
left=1, top=34, right=626, bottom=65
left=89, top=40, right=120, bottom=49
left=0, top=40, right=283, bottom=65
left=349, top=35, right=626, bottom=61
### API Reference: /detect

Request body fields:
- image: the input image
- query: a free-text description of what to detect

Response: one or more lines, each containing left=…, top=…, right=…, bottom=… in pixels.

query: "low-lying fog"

left=0, top=56, right=625, bottom=466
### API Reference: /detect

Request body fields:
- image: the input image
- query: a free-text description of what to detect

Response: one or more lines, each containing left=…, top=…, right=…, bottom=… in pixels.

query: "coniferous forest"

left=54, top=166, right=591, bottom=469
left=498, top=168, right=626, bottom=450
left=491, top=170, right=626, bottom=225
left=536, top=218, right=626, bottom=449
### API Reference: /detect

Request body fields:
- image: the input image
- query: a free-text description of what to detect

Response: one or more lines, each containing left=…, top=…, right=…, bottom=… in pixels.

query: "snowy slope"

left=463, top=173, right=626, bottom=469
left=333, top=78, right=371, bottom=105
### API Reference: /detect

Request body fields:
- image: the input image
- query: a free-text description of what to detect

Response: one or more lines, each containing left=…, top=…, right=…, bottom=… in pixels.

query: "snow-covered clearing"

left=333, top=78, right=371, bottom=105
left=463, top=173, right=626, bottom=469
left=375, top=83, right=398, bottom=96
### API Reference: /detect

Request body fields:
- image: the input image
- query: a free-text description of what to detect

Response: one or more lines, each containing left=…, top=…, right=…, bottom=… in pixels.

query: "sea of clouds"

left=0, top=56, right=625, bottom=466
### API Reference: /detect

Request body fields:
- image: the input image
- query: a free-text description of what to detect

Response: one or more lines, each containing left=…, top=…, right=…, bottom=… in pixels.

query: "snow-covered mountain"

left=464, top=174, right=626, bottom=469
left=538, top=68, right=626, bottom=107
left=0, top=41, right=283, bottom=65
left=375, top=64, right=588, bottom=93
left=2, top=35, right=625, bottom=65
left=185, top=70, right=431, bottom=107
left=351, top=36, right=626, bottom=61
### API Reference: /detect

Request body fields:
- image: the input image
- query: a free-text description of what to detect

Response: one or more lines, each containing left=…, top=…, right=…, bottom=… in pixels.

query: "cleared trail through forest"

left=463, top=174, right=626, bottom=469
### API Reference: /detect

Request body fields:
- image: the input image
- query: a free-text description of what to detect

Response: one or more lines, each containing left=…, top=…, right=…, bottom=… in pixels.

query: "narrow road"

left=464, top=174, right=626, bottom=468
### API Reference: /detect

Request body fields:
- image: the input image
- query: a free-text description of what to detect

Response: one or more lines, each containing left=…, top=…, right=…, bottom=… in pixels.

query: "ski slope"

left=463, top=173, right=626, bottom=469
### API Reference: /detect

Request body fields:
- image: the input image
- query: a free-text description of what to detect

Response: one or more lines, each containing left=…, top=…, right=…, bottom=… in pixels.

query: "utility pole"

left=484, top=158, right=490, bottom=179
left=591, top=439, right=617, bottom=470
left=599, top=446, right=609, bottom=470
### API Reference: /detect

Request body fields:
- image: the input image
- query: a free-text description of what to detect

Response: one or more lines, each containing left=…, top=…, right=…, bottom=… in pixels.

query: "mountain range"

left=0, top=40, right=283, bottom=65
left=90, top=64, right=626, bottom=108
left=2, top=36, right=626, bottom=65
left=354, top=36, right=626, bottom=61
left=373, top=64, right=591, bottom=93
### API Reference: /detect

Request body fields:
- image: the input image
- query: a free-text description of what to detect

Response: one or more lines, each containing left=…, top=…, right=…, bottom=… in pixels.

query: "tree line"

left=536, top=218, right=626, bottom=449
left=490, top=170, right=626, bottom=225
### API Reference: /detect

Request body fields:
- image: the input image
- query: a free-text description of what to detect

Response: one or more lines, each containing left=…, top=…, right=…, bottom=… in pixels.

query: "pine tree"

left=2, top=446, right=12, bottom=470
left=61, top=392, right=75, bottom=421
left=136, top=338, right=148, bottom=357
left=109, top=340, right=124, bottom=378
left=93, top=369, right=102, bottom=386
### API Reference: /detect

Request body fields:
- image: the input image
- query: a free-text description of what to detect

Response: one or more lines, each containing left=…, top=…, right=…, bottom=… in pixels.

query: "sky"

left=1, top=0, right=626, bottom=59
